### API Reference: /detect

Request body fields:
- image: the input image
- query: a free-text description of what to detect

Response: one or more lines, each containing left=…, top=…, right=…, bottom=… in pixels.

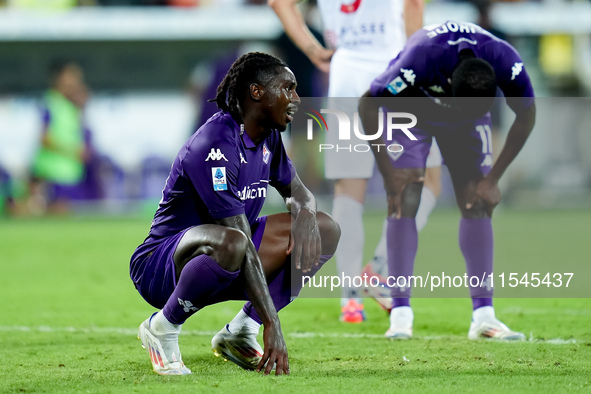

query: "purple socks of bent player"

left=243, top=254, right=333, bottom=324
left=387, top=217, right=417, bottom=309
left=162, top=254, right=240, bottom=325
left=459, top=217, right=494, bottom=310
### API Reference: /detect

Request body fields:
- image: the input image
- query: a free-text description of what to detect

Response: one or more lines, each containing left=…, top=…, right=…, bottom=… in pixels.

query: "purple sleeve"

left=182, top=127, right=245, bottom=220
left=486, top=41, right=535, bottom=111
left=269, top=132, right=295, bottom=189
left=370, top=45, right=432, bottom=97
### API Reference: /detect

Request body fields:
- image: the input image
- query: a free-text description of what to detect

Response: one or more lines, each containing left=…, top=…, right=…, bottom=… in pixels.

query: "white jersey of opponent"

left=319, top=0, right=410, bottom=178
left=318, top=0, right=405, bottom=65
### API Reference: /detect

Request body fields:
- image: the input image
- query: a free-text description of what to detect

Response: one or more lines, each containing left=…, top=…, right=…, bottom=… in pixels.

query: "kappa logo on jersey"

left=401, top=68, right=416, bottom=86
left=340, top=0, right=361, bottom=13
left=240, top=152, right=247, bottom=164
left=387, top=76, right=407, bottom=95
left=205, top=148, right=228, bottom=162
left=429, top=85, right=445, bottom=94
left=262, top=144, right=271, bottom=164
left=511, top=62, right=523, bottom=80
left=212, top=167, right=227, bottom=191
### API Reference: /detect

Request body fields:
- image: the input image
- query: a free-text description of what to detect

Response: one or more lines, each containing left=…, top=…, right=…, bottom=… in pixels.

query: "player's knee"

left=460, top=200, right=490, bottom=219
left=212, top=227, right=249, bottom=272
left=318, top=211, right=340, bottom=255
left=399, top=182, right=423, bottom=217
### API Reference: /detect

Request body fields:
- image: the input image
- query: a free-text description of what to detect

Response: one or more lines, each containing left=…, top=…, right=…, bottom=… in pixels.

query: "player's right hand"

left=288, top=207, right=321, bottom=273
left=465, top=177, right=501, bottom=216
left=257, top=321, right=290, bottom=376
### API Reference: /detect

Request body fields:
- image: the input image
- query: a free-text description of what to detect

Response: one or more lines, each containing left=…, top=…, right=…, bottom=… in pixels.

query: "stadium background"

left=0, top=0, right=590, bottom=392
left=1, top=0, right=591, bottom=214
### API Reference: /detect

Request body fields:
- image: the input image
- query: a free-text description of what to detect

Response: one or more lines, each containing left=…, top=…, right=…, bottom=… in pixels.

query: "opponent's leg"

left=332, top=179, right=368, bottom=323
left=416, top=165, right=441, bottom=231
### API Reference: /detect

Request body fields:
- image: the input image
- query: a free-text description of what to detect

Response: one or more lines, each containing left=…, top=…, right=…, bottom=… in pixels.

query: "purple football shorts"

left=132, top=216, right=267, bottom=309
left=387, top=112, right=493, bottom=182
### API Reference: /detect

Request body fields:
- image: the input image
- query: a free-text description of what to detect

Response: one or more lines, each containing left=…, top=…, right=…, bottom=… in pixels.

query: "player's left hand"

left=257, top=321, right=290, bottom=376
left=287, top=207, right=321, bottom=273
left=466, top=177, right=501, bottom=216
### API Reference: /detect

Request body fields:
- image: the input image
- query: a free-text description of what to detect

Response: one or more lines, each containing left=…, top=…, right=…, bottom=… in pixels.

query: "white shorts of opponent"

left=324, top=50, right=442, bottom=180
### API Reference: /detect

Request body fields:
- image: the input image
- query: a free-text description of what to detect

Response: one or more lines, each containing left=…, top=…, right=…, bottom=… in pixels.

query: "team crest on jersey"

left=205, top=148, right=228, bottom=162
left=262, top=144, right=270, bottom=164
left=511, top=62, right=523, bottom=81
left=401, top=68, right=416, bottom=86
left=212, top=167, right=227, bottom=191
left=387, top=76, right=407, bottom=95
left=387, top=141, right=404, bottom=161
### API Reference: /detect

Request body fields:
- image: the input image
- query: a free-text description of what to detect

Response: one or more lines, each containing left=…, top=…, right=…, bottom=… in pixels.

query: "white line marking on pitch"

left=0, top=325, right=580, bottom=344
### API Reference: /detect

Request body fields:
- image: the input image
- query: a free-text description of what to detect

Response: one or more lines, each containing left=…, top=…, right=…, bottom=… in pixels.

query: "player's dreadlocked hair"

left=452, top=50, right=497, bottom=118
left=210, top=52, right=288, bottom=122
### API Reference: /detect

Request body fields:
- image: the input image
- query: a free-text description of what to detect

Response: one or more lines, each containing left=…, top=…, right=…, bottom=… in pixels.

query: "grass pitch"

left=0, top=210, right=590, bottom=393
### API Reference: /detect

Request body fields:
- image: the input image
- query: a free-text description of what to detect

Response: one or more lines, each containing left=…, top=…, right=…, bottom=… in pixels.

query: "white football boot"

left=138, top=313, right=192, bottom=375
left=468, top=306, right=526, bottom=341
left=361, top=264, right=393, bottom=313
left=385, top=306, right=413, bottom=339
left=211, top=324, right=263, bottom=370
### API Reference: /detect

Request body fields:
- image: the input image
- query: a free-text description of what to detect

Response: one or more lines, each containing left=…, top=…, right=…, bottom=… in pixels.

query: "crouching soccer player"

left=359, top=21, right=536, bottom=340
left=130, top=52, right=340, bottom=375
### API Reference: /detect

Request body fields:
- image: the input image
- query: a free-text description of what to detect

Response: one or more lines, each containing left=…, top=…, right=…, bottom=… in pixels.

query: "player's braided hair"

left=210, top=52, right=287, bottom=122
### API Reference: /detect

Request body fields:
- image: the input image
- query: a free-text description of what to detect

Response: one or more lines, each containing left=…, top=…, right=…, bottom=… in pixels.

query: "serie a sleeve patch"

left=212, top=167, right=228, bottom=191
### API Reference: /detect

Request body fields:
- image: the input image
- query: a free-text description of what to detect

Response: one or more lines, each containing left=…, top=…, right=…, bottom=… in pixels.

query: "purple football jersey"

left=131, top=111, right=294, bottom=264
left=370, top=21, right=535, bottom=112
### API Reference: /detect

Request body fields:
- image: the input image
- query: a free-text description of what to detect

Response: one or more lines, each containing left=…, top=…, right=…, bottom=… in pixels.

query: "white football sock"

left=332, top=195, right=365, bottom=301
left=472, top=305, right=496, bottom=323
left=152, top=311, right=181, bottom=334
left=228, top=309, right=260, bottom=335
left=415, top=186, right=437, bottom=232
left=370, top=218, right=389, bottom=278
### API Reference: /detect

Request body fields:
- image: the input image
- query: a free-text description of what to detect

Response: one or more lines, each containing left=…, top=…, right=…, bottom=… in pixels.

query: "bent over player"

left=130, top=52, right=340, bottom=375
left=359, top=21, right=536, bottom=340
left=270, top=0, right=442, bottom=323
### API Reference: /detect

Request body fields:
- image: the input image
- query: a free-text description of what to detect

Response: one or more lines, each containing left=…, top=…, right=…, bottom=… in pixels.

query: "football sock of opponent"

left=372, top=219, right=389, bottom=274
left=387, top=217, right=418, bottom=309
left=332, top=195, right=365, bottom=303
left=162, top=255, right=240, bottom=325
left=239, top=254, right=333, bottom=326
left=415, top=187, right=437, bottom=232
left=459, top=218, right=494, bottom=310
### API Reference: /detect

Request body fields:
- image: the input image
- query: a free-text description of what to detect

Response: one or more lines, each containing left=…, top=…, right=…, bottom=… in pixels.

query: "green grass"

left=0, top=211, right=590, bottom=393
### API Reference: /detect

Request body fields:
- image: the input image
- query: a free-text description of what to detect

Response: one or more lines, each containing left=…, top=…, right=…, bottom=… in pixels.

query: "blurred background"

left=0, top=0, right=590, bottom=217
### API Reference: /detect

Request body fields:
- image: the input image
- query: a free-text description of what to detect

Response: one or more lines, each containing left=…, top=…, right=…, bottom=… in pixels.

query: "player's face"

left=262, top=67, right=300, bottom=131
